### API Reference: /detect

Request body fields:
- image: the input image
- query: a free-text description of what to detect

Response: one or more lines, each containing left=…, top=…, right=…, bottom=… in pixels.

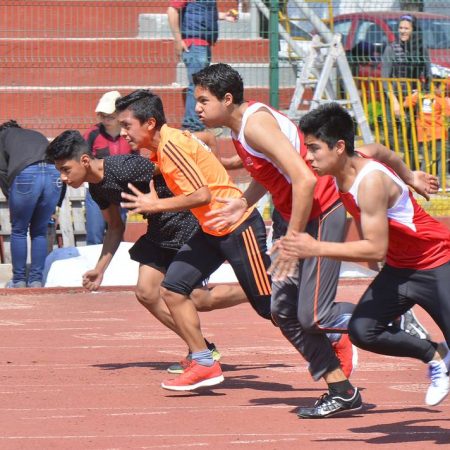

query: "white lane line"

left=1, top=430, right=449, bottom=441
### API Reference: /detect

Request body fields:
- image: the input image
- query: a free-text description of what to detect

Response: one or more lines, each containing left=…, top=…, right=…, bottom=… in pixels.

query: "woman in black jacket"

left=381, top=14, right=431, bottom=165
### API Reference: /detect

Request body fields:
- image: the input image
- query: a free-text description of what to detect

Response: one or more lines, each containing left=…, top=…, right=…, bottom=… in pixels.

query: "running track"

left=1, top=280, right=449, bottom=449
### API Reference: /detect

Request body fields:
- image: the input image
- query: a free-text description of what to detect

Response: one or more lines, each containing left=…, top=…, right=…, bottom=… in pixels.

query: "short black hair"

left=193, top=63, right=244, bottom=105
left=298, top=103, right=355, bottom=155
left=115, top=89, right=166, bottom=129
left=46, top=130, right=92, bottom=162
left=0, top=120, right=21, bottom=133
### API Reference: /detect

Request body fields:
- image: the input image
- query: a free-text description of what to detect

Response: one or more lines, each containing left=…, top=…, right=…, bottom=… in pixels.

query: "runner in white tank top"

left=280, top=103, right=450, bottom=415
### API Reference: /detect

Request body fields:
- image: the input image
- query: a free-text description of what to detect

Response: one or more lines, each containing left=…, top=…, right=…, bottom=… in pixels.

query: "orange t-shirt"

left=404, top=92, right=450, bottom=143
left=153, top=125, right=253, bottom=236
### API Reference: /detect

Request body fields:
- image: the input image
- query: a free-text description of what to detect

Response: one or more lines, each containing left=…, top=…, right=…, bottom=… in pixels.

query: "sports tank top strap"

left=348, top=160, right=407, bottom=206
left=232, top=102, right=269, bottom=158
left=233, top=102, right=301, bottom=158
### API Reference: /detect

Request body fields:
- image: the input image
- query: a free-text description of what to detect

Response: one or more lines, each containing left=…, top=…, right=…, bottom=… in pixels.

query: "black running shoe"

left=297, top=388, right=362, bottom=419
left=399, top=309, right=430, bottom=340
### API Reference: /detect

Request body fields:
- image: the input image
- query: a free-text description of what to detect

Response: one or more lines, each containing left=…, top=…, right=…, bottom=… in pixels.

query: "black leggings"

left=349, top=262, right=450, bottom=363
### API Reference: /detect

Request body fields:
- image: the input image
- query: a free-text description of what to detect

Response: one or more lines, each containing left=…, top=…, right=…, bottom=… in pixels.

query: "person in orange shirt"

left=116, top=89, right=272, bottom=391
left=404, top=80, right=450, bottom=176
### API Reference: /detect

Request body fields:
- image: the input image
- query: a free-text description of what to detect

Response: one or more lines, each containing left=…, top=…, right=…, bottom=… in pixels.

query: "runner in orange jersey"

left=116, top=89, right=272, bottom=391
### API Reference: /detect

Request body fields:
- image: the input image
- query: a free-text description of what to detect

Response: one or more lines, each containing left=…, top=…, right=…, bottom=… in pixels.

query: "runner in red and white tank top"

left=193, top=64, right=362, bottom=418
left=340, top=160, right=450, bottom=270
left=232, top=101, right=339, bottom=222
left=280, top=102, right=450, bottom=413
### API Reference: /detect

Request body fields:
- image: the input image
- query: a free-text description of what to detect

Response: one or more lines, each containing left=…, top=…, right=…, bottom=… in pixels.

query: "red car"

left=334, top=11, right=450, bottom=79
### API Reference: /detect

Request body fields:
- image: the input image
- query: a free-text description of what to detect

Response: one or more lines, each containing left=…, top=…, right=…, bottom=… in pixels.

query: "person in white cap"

left=83, top=91, right=137, bottom=245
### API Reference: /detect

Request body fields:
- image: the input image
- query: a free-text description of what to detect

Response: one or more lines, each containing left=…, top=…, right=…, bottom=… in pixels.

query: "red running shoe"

left=332, top=334, right=358, bottom=378
left=161, top=360, right=224, bottom=391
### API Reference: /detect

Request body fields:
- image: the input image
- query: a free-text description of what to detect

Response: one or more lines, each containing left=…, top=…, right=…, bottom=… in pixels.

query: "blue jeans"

left=182, top=44, right=211, bottom=131
left=9, top=162, right=62, bottom=284
left=85, top=190, right=127, bottom=245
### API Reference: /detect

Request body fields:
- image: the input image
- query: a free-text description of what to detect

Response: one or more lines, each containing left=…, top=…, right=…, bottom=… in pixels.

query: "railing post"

left=269, top=0, right=279, bottom=109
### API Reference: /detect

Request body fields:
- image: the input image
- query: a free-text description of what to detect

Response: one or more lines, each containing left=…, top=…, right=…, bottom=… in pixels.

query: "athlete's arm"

left=277, top=171, right=390, bottom=262
left=82, top=204, right=125, bottom=291
left=204, top=178, right=267, bottom=231
left=245, top=110, right=317, bottom=235
left=121, top=180, right=211, bottom=214
left=358, top=143, right=439, bottom=200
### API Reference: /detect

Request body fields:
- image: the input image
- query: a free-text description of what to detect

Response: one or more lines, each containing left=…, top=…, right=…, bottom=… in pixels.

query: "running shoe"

left=398, top=309, right=430, bottom=340
left=425, top=359, right=449, bottom=406
left=167, top=342, right=221, bottom=374
left=297, top=388, right=362, bottom=419
left=167, top=355, right=192, bottom=374
left=332, top=334, right=358, bottom=378
left=441, top=342, right=450, bottom=369
left=161, top=360, right=224, bottom=391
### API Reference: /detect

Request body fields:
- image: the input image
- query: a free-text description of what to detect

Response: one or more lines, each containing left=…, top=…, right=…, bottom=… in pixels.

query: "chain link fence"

left=0, top=0, right=449, bottom=212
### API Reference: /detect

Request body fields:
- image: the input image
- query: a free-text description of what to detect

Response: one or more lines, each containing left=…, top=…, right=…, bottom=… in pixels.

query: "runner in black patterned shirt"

left=46, top=130, right=248, bottom=370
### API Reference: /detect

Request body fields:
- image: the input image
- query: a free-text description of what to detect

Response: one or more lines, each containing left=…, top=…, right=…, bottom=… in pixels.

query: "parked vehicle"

left=333, top=11, right=450, bottom=79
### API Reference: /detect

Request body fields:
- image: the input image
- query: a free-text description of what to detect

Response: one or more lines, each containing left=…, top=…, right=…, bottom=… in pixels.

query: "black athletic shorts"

left=129, top=235, right=178, bottom=273
left=161, top=209, right=272, bottom=320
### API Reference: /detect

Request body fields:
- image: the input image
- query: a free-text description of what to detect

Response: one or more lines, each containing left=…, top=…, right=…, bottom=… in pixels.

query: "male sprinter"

left=279, top=103, right=449, bottom=416
left=46, top=130, right=249, bottom=373
left=116, top=90, right=272, bottom=391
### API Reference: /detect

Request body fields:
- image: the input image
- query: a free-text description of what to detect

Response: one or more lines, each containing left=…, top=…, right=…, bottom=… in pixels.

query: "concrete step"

left=0, top=1, right=156, bottom=39
left=0, top=86, right=295, bottom=138
left=174, top=61, right=296, bottom=88
left=1, top=59, right=296, bottom=90
left=1, top=1, right=239, bottom=38
left=139, top=11, right=258, bottom=39
left=0, top=38, right=270, bottom=64
left=0, top=38, right=277, bottom=86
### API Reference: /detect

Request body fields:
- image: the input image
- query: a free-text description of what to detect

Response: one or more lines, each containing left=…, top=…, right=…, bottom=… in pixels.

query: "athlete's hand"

left=267, top=239, right=298, bottom=281
left=82, top=269, right=103, bottom=291
left=204, top=197, right=247, bottom=231
left=121, top=181, right=159, bottom=215
left=410, top=171, right=439, bottom=200
left=280, top=231, right=320, bottom=260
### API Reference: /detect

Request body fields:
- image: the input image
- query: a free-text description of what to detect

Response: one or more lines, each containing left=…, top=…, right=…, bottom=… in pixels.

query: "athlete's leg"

left=350, top=263, right=450, bottom=359
left=297, top=202, right=354, bottom=336
left=162, top=230, right=224, bottom=354
left=191, top=284, right=248, bottom=312
left=135, top=264, right=184, bottom=337
left=212, top=209, right=272, bottom=320
left=349, top=265, right=437, bottom=361
left=272, top=263, right=342, bottom=380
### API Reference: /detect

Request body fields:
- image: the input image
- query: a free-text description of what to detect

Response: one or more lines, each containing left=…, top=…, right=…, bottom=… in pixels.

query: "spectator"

left=381, top=14, right=431, bottom=166
left=0, top=120, right=62, bottom=288
left=382, top=14, right=430, bottom=115
left=381, top=14, right=431, bottom=156
left=83, top=90, right=135, bottom=245
left=167, top=0, right=238, bottom=132
left=404, top=79, right=450, bottom=176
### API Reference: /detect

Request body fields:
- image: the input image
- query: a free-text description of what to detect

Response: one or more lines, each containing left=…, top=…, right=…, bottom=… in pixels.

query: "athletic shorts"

left=161, top=209, right=272, bottom=320
left=129, top=235, right=178, bottom=273
left=129, top=235, right=207, bottom=288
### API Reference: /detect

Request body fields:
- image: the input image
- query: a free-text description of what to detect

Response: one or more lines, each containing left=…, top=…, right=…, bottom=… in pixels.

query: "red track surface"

left=1, top=280, right=449, bottom=449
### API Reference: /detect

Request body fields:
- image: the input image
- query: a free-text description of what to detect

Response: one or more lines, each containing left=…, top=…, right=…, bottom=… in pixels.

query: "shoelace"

left=314, top=393, right=332, bottom=407
left=429, top=363, right=446, bottom=384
